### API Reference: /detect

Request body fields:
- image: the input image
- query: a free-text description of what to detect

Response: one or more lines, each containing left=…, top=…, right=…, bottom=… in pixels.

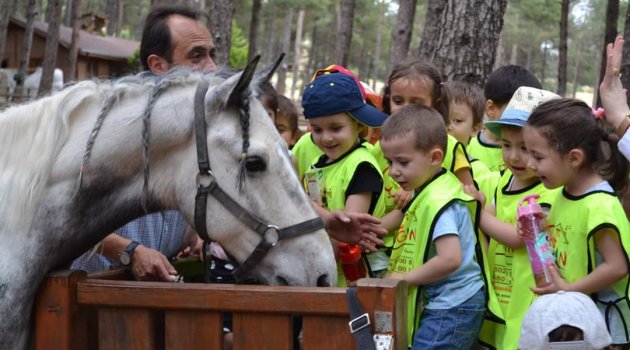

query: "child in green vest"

left=379, top=104, right=485, bottom=349
left=443, top=80, right=500, bottom=208
left=468, top=65, right=542, bottom=172
left=470, top=86, right=561, bottom=349
left=380, top=60, right=474, bottom=187
left=301, top=72, right=388, bottom=284
left=524, top=98, right=630, bottom=348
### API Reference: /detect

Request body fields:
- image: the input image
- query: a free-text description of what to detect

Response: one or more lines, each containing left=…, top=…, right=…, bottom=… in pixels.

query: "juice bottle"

left=517, top=194, right=555, bottom=287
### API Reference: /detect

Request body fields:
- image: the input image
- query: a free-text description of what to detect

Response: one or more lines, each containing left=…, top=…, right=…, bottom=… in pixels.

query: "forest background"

left=1, top=0, right=629, bottom=107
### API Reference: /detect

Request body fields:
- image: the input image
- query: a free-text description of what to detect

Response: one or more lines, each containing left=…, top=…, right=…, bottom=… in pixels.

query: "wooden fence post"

left=34, top=270, right=88, bottom=350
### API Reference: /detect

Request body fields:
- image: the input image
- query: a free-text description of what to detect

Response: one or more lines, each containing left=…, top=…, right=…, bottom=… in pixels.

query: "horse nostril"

left=317, top=274, right=331, bottom=287
left=276, top=276, right=290, bottom=286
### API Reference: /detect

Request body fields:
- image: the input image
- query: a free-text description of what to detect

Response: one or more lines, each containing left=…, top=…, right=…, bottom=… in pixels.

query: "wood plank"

left=232, top=313, right=293, bottom=350
left=78, top=280, right=353, bottom=314
left=34, top=270, right=87, bottom=350
left=98, top=308, right=161, bottom=350
left=358, top=278, right=408, bottom=350
left=164, top=310, right=222, bottom=350
left=302, top=316, right=353, bottom=350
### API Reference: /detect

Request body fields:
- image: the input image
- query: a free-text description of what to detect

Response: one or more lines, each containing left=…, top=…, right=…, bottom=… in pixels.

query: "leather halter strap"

left=192, top=78, right=324, bottom=282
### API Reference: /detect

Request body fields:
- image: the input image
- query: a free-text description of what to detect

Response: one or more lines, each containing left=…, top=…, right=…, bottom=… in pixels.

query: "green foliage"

left=126, top=48, right=141, bottom=72
left=229, top=21, right=249, bottom=69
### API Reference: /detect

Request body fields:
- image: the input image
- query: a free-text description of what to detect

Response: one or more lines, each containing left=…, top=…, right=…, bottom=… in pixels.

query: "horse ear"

left=227, top=55, right=261, bottom=107
left=257, top=53, right=285, bottom=85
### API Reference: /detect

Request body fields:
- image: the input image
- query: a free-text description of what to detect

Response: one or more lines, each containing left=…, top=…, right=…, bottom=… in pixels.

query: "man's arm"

left=322, top=211, right=387, bottom=252
left=99, top=233, right=178, bottom=281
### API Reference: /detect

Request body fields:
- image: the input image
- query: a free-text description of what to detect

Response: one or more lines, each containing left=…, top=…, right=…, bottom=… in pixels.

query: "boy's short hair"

left=444, top=81, right=485, bottom=126
left=381, top=104, right=447, bottom=153
left=277, top=95, right=299, bottom=131
left=484, top=65, right=541, bottom=107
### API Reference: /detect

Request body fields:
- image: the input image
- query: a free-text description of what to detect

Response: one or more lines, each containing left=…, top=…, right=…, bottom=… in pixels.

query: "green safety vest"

left=386, top=169, right=481, bottom=346
left=479, top=171, right=559, bottom=349
left=292, top=132, right=323, bottom=183
left=467, top=133, right=504, bottom=172
left=304, top=145, right=386, bottom=286
left=548, top=188, right=630, bottom=343
left=470, top=158, right=500, bottom=208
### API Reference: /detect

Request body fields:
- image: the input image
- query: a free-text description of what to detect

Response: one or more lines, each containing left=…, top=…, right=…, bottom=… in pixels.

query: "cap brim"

left=347, top=104, right=388, bottom=127
left=485, top=119, right=526, bottom=137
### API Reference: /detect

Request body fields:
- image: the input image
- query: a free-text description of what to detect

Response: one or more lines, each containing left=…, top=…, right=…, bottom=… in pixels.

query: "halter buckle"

left=264, top=225, right=280, bottom=246
left=196, top=170, right=214, bottom=188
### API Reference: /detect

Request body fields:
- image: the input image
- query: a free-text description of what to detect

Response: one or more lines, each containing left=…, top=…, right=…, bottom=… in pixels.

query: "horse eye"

left=245, top=156, right=266, bottom=172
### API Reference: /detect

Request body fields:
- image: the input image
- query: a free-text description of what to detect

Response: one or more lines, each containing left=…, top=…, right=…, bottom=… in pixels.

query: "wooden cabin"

left=3, top=15, right=139, bottom=81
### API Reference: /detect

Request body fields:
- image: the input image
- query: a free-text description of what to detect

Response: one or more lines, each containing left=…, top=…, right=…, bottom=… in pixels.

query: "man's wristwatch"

left=119, top=241, right=140, bottom=266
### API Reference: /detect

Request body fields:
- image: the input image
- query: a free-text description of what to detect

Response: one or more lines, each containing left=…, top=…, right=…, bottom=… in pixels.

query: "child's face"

left=310, top=113, right=360, bottom=161
left=447, top=102, right=479, bottom=146
left=381, top=134, right=441, bottom=191
left=274, top=114, right=295, bottom=147
left=500, top=126, right=538, bottom=185
left=523, top=126, right=570, bottom=189
left=388, top=78, right=433, bottom=114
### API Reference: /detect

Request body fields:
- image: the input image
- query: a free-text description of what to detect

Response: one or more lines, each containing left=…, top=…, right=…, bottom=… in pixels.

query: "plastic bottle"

left=338, top=243, right=367, bottom=286
left=517, top=194, right=555, bottom=287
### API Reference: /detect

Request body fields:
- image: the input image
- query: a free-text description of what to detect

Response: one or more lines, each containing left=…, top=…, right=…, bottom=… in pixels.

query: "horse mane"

left=0, top=81, right=106, bottom=231
left=0, top=68, right=239, bottom=232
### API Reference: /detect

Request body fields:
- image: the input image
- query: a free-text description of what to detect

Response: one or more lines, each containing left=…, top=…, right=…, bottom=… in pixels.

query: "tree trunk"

left=372, top=0, right=385, bottom=88
left=334, top=0, right=355, bottom=66
left=571, top=42, right=581, bottom=98
left=106, top=0, right=123, bottom=37
left=247, top=0, right=261, bottom=61
left=209, top=0, right=235, bottom=66
left=557, top=0, right=569, bottom=96
left=389, top=0, right=416, bottom=65
left=64, top=0, right=73, bottom=26
left=621, top=0, right=630, bottom=107
left=417, top=0, right=508, bottom=87
left=0, top=0, right=16, bottom=66
left=526, top=45, right=533, bottom=71
left=541, top=45, right=548, bottom=89
left=262, top=14, right=277, bottom=66
left=39, top=0, right=62, bottom=95
left=275, top=7, right=293, bottom=96
left=67, top=0, right=82, bottom=81
left=494, top=28, right=505, bottom=69
left=596, top=0, right=619, bottom=107
left=290, top=7, right=305, bottom=100
left=417, top=0, right=446, bottom=60
left=510, top=43, right=518, bottom=65
left=14, top=0, right=37, bottom=96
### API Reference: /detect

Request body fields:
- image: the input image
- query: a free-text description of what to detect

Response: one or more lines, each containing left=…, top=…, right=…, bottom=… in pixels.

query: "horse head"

left=169, top=58, right=336, bottom=286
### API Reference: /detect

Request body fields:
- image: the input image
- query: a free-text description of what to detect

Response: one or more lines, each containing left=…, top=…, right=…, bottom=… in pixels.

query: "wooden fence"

left=34, top=270, right=408, bottom=350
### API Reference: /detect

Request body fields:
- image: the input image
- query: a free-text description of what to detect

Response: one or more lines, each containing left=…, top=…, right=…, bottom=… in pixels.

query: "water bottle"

left=339, top=243, right=367, bottom=286
left=517, top=194, right=555, bottom=287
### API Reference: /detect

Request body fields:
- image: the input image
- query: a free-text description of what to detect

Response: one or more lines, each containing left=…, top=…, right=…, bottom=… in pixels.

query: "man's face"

left=167, top=15, right=216, bottom=72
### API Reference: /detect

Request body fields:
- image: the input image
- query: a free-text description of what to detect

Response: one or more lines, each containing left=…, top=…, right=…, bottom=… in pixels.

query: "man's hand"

left=131, top=245, right=178, bottom=282
left=324, top=211, right=387, bottom=252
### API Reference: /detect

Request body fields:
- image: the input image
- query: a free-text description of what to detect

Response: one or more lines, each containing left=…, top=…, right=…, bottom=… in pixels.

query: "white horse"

left=0, top=58, right=336, bottom=349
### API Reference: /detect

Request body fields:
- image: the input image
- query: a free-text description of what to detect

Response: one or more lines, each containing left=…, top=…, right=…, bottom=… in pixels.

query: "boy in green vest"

left=471, top=86, right=561, bottom=349
left=379, top=104, right=485, bottom=349
left=468, top=65, right=542, bottom=172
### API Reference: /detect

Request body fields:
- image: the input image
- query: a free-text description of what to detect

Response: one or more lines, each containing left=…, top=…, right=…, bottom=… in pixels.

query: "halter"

left=193, top=78, right=324, bottom=282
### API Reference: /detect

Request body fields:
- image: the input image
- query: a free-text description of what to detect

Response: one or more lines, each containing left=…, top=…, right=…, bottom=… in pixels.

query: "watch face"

left=120, top=252, right=131, bottom=266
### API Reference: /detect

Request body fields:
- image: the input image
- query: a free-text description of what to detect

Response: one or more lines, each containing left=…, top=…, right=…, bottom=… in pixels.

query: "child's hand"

left=463, top=184, right=486, bottom=207
left=393, top=189, right=413, bottom=209
left=530, top=265, right=570, bottom=295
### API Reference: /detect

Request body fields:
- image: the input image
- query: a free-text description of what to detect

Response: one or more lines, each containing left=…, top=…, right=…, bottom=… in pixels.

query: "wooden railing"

left=34, top=270, right=408, bottom=350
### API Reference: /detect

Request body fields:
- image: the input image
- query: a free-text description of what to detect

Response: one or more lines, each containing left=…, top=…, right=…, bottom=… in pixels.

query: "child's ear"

left=486, top=100, right=499, bottom=120
left=430, top=147, right=444, bottom=164
left=567, top=148, right=585, bottom=168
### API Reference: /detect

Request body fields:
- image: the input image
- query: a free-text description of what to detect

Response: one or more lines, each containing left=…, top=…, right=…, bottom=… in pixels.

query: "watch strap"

left=122, top=240, right=140, bottom=265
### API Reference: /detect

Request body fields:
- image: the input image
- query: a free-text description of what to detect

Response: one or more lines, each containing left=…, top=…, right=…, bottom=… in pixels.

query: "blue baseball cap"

left=301, top=73, right=387, bottom=128
left=485, top=86, right=560, bottom=137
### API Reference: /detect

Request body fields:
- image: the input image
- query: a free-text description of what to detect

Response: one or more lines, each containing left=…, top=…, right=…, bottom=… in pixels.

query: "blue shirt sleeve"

left=432, top=203, right=465, bottom=240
